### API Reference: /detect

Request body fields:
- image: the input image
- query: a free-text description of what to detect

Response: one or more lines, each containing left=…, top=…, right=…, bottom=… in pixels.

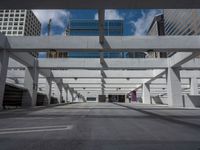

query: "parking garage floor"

left=0, top=102, right=200, bottom=150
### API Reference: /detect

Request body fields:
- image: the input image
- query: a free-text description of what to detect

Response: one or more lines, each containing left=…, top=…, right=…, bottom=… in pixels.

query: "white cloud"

left=32, top=10, right=70, bottom=28
left=94, top=9, right=123, bottom=20
left=130, top=10, right=162, bottom=35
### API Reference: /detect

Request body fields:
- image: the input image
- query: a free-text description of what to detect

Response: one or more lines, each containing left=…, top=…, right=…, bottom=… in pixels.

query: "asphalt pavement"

left=0, top=102, right=200, bottom=150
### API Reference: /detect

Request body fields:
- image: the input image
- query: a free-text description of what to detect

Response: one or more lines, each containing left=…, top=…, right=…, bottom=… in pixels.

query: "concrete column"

left=0, top=50, right=9, bottom=109
left=142, top=83, right=151, bottom=104
left=64, top=88, right=68, bottom=102
left=22, top=59, right=39, bottom=107
left=59, top=86, right=63, bottom=103
left=72, top=92, right=76, bottom=102
left=72, top=92, right=77, bottom=102
left=80, top=95, right=85, bottom=102
left=67, top=89, right=72, bottom=102
left=125, top=96, right=129, bottom=103
left=101, top=87, right=105, bottom=95
left=45, top=78, right=52, bottom=105
left=190, top=77, right=198, bottom=95
left=55, top=83, right=62, bottom=103
left=62, top=87, right=67, bottom=103
left=167, top=67, right=182, bottom=107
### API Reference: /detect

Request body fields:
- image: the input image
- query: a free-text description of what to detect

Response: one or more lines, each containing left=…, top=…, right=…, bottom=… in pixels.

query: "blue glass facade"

left=68, top=20, right=126, bottom=58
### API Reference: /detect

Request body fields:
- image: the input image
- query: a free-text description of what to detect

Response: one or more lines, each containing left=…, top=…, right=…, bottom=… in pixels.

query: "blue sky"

left=33, top=9, right=162, bottom=36
left=32, top=9, right=162, bottom=57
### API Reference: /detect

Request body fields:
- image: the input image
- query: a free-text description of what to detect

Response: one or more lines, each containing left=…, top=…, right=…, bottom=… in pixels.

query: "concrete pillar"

left=64, top=88, right=68, bottom=102
left=125, top=96, right=129, bottom=103
left=190, top=77, right=198, bottom=95
left=0, top=50, right=9, bottom=109
left=59, top=86, right=63, bottom=103
left=142, top=83, right=151, bottom=104
left=45, top=78, right=52, bottom=105
left=55, top=83, right=62, bottom=103
left=80, top=95, right=85, bottom=102
left=72, top=92, right=76, bottom=102
left=67, top=89, right=72, bottom=102
left=72, top=92, right=77, bottom=102
left=167, top=67, right=182, bottom=107
left=62, top=87, right=67, bottom=103
left=22, top=59, right=39, bottom=107
left=101, top=89, right=105, bottom=95
left=69, top=89, right=75, bottom=102
left=54, top=85, right=59, bottom=103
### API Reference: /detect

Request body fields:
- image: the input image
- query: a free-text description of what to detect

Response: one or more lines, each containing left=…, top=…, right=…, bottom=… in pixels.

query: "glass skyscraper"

left=67, top=19, right=126, bottom=58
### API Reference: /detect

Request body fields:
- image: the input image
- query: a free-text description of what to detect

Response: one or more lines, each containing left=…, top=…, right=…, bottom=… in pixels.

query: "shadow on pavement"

left=114, top=103, right=200, bottom=130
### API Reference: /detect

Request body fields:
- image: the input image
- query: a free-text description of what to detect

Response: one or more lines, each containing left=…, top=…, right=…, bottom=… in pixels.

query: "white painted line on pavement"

left=0, top=125, right=68, bottom=131
left=0, top=125, right=73, bottom=135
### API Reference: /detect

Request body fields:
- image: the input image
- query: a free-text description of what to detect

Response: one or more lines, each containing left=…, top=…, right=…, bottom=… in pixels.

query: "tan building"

left=47, top=50, right=68, bottom=58
left=46, top=28, right=68, bottom=58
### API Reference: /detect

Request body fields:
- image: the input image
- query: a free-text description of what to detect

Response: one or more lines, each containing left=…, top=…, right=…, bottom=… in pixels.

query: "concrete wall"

left=151, top=96, right=168, bottom=105
left=137, top=97, right=143, bottom=103
left=182, top=94, right=200, bottom=108
left=151, top=94, right=200, bottom=108
left=82, top=93, right=98, bottom=102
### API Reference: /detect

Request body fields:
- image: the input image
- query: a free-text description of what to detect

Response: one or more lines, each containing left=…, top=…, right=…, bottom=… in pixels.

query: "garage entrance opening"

left=108, top=95, right=125, bottom=103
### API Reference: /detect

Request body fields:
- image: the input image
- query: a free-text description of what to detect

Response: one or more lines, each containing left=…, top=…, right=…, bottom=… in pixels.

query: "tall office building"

left=68, top=19, right=125, bottom=58
left=147, top=9, right=200, bottom=58
left=0, top=9, right=41, bottom=57
left=164, top=9, right=200, bottom=57
left=164, top=9, right=200, bottom=36
left=0, top=10, right=41, bottom=36
left=147, top=14, right=166, bottom=58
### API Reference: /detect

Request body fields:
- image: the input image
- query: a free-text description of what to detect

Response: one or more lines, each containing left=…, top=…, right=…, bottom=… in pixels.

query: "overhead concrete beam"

left=134, top=69, right=166, bottom=91
left=104, top=70, right=154, bottom=78
left=146, top=69, right=166, bottom=84
left=0, top=0, right=200, bottom=9
left=38, top=58, right=167, bottom=69
left=169, top=52, right=200, bottom=67
left=9, top=52, right=35, bottom=67
left=8, top=58, right=25, bottom=69
left=105, top=84, right=140, bottom=88
left=105, top=58, right=167, bottom=69
left=11, top=57, right=200, bottom=70
left=8, top=69, right=200, bottom=79
left=38, top=77, right=189, bottom=85
left=181, top=58, right=200, bottom=69
left=105, top=79, right=148, bottom=84
left=69, top=84, right=102, bottom=88
left=38, top=58, right=101, bottom=69
left=63, top=78, right=102, bottom=84
left=53, top=70, right=102, bottom=78
left=39, top=69, right=53, bottom=78
left=6, top=36, right=200, bottom=52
